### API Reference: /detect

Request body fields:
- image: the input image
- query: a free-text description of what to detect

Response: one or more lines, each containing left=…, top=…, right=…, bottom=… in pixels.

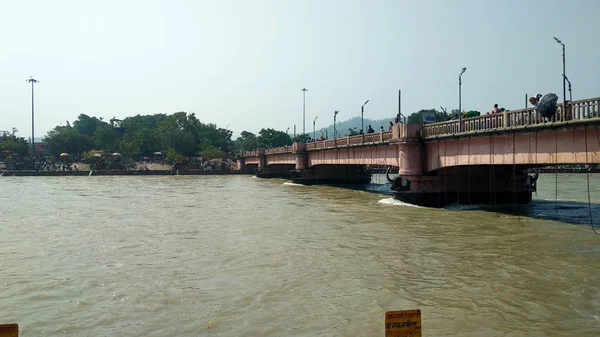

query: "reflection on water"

left=1, top=174, right=600, bottom=336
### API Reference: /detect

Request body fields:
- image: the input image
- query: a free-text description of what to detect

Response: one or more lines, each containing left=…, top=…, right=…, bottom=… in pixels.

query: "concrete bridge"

left=240, top=97, right=600, bottom=207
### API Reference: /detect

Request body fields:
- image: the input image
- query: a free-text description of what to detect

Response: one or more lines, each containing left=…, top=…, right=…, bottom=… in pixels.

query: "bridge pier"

left=290, top=165, right=372, bottom=185
left=390, top=166, right=536, bottom=207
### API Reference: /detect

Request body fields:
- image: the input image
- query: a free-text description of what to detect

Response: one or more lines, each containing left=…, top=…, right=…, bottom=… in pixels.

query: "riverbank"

left=0, top=169, right=253, bottom=176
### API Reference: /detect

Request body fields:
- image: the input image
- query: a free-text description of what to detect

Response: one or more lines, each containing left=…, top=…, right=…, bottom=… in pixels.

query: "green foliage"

left=45, top=125, right=92, bottom=155
left=165, top=147, right=185, bottom=163
left=293, top=133, right=311, bottom=143
left=234, top=131, right=258, bottom=153
left=0, top=130, right=29, bottom=156
left=347, top=127, right=360, bottom=136
left=407, top=109, right=452, bottom=124
left=199, top=146, right=224, bottom=160
left=257, top=128, right=292, bottom=148
left=234, top=129, right=292, bottom=152
left=43, top=112, right=234, bottom=159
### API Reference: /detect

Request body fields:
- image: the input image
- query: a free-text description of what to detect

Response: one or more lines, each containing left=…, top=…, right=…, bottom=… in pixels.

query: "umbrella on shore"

left=59, top=153, right=69, bottom=157
left=153, top=152, right=162, bottom=155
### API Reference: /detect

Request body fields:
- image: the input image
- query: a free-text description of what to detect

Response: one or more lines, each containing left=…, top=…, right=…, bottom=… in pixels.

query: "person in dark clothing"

left=389, top=121, right=394, bottom=130
left=367, top=125, right=375, bottom=133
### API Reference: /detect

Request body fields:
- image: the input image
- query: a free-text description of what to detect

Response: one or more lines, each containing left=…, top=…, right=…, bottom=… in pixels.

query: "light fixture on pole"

left=361, top=100, right=369, bottom=134
left=458, top=67, right=467, bottom=132
left=26, top=77, right=39, bottom=157
left=565, top=76, right=572, bottom=101
left=301, top=88, right=308, bottom=134
left=553, top=37, right=567, bottom=110
left=313, top=116, right=318, bottom=141
left=333, top=111, right=340, bottom=138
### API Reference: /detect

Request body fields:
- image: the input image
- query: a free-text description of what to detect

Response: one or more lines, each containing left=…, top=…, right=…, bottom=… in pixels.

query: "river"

left=1, top=174, right=599, bottom=336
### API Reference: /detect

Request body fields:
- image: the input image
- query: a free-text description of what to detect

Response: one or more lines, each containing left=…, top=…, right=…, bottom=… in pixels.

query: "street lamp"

left=458, top=67, right=467, bottom=132
left=361, top=100, right=369, bottom=134
left=553, top=37, right=567, bottom=110
left=26, top=77, right=39, bottom=157
left=313, top=116, right=318, bottom=142
left=301, top=88, right=308, bottom=134
left=333, top=110, right=340, bottom=138
left=565, top=76, right=572, bottom=101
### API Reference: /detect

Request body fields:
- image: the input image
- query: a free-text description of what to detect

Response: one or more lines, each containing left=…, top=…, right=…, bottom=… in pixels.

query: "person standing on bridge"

left=492, top=104, right=501, bottom=114
left=367, top=125, right=374, bottom=133
left=389, top=121, right=394, bottom=130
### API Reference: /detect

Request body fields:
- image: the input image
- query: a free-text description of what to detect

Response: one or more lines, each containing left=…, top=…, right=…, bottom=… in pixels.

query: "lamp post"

left=565, top=75, right=572, bottom=102
left=333, top=111, right=339, bottom=138
left=312, top=116, right=318, bottom=141
left=301, top=88, right=308, bottom=134
left=26, top=77, right=39, bottom=157
left=553, top=37, right=567, bottom=110
left=361, top=100, right=369, bottom=134
left=458, top=67, right=467, bottom=132
left=286, top=127, right=290, bottom=144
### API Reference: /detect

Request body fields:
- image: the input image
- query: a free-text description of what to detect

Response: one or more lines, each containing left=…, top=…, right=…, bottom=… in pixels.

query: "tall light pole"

left=26, top=77, right=39, bottom=157
left=553, top=37, right=567, bottom=110
left=286, top=127, right=290, bottom=144
left=333, top=110, right=340, bottom=138
left=301, top=88, right=308, bottom=134
left=458, top=67, right=467, bottom=132
left=313, top=116, right=318, bottom=141
left=361, top=100, right=369, bottom=134
left=565, top=76, right=572, bottom=101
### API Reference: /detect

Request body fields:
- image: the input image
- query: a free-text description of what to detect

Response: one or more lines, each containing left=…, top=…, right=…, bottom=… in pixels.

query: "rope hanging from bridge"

left=437, top=140, right=441, bottom=208
left=467, top=137, right=471, bottom=204
left=489, top=135, right=498, bottom=216
left=456, top=137, right=460, bottom=204
left=584, top=125, right=598, bottom=234
left=555, top=129, right=559, bottom=212
left=512, top=132, right=518, bottom=216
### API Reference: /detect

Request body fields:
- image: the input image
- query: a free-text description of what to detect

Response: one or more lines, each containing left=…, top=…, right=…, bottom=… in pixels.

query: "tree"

left=234, top=131, right=259, bottom=153
left=92, top=124, right=120, bottom=151
left=199, top=146, right=224, bottom=160
left=347, top=127, right=360, bottom=136
left=165, top=147, right=185, bottom=164
left=257, top=128, right=292, bottom=148
left=0, top=131, right=29, bottom=156
left=293, top=133, right=311, bottom=143
left=407, top=109, right=451, bottom=124
left=45, top=125, right=92, bottom=156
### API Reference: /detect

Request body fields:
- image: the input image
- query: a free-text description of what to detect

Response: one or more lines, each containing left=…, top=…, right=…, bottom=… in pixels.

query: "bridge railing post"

left=503, top=111, right=509, bottom=128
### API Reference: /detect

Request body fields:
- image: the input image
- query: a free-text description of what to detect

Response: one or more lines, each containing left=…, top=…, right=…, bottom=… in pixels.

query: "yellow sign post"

left=385, top=310, right=421, bottom=337
left=0, top=324, right=18, bottom=337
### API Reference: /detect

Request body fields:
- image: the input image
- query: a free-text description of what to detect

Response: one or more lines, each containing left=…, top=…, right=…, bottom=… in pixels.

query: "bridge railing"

left=304, top=131, right=393, bottom=150
left=265, top=146, right=292, bottom=154
left=422, top=97, right=600, bottom=138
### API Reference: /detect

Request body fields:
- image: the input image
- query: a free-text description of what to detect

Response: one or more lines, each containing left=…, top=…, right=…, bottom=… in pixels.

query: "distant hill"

left=309, top=116, right=398, bottom=138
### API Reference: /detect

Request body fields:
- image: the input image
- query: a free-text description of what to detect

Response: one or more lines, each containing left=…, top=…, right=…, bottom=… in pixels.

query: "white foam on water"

left=252, top=175, right=258, bottom=179
left=283, top=182, right=305, bottom=187
left=377, top=197, right=423, bottom=208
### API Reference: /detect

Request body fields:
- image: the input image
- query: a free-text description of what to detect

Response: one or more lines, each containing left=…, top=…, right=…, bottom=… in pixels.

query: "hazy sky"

left=1, top=0, right=599, bottom=138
